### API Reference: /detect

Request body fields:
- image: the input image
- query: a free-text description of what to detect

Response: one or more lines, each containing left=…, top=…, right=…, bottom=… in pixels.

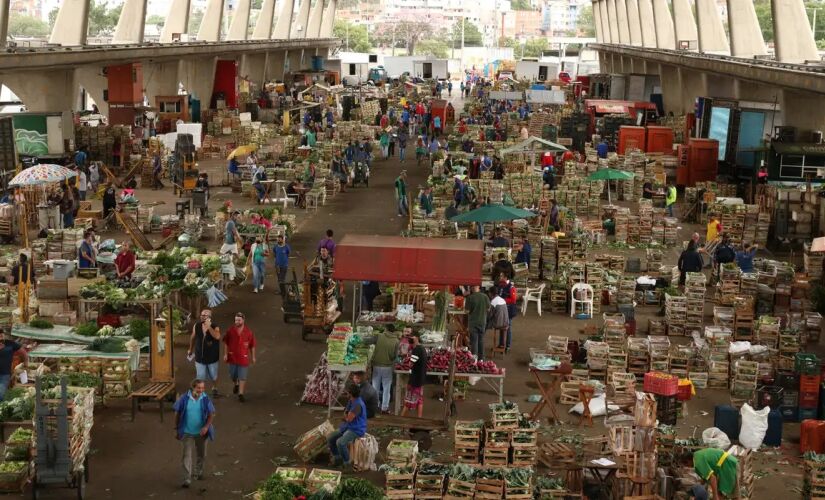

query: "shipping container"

left=2, top=112, right=68, bottom=158
left=618, top=126, right=646, bottom=154
left=687, top=138, right=719, bottom=186
left=212, top=60, right=238, bottom=109
left=106, top=63, right=143, bottom=104
left=646, top=125, right=675, bottom=154
left=413, top=59, right=449, bottom=80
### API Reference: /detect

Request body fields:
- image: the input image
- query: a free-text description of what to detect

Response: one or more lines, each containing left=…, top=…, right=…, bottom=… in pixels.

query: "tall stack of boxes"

left=106, top=63, right=144, bottom=126
left=797, top=354, right=821, bottom=421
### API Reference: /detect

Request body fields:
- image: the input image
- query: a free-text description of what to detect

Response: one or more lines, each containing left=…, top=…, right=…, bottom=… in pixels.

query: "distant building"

left=12, top=0, right=42, bottom=19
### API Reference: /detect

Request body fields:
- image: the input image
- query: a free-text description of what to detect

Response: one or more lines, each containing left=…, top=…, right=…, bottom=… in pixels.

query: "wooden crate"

left=475, top=478, right=505, bottom=500
left=538, top=443, right=576, bottom=469
left=511, top=426, right=538, bottom=447
left=306, top=468, right=341, bottom=492
left=511, top=446, right=538, bottom=466
left=454, top=446, right=479, bottom=463
left=454, top=420, right=483, bottom=447
left=385, top=468, right=416, bottom=499
left=415, top=472, right=445, bottom=499
left=485, top=426, right=513, bottom=447
left=445, top=477, right=475, bottom=498
left=491, top=407, right=519, bottom=429
left=634, top=393, right=657, bottom=427
left=483, top=446, right=509, bottom=466
left=274, top=466, right=307, bottom=485
left=505, top=484, right=534, bottom=499
left=386, top=439, right=418, bottom=465
left=559, top=382, right=582, bottom=405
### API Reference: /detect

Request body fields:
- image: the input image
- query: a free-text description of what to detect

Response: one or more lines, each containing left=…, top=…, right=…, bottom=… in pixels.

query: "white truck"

left=413, top=59, right=450, bottom=80
left=515, top=60, right=559, bottom=82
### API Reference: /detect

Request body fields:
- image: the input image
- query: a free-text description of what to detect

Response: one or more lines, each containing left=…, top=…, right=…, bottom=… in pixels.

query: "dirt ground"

left=21, top=96, right=821, bottom=499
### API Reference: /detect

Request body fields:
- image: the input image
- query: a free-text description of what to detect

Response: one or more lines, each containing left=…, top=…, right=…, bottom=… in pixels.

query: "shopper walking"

left=187, top=310, right=221, bottom=397
left=370, top=324, right=401, bottom=414
left=465, top=285, right=491, bottom=359
left=273, top=234, right=291, bottom=296
left=250, top=236, right=267, bottom=293
left=395, top=171, right=409, bottom=217
left=174, top=379, right=215, bottom=488
left=400, top=333, right=427, bottom=418
left=666, top=183, right=677, bottom=217
left=678, top=239, right=704, bottom=286
left=318, top=229, right=336, bottom=256
left=224, top=312, right=256, bottom=402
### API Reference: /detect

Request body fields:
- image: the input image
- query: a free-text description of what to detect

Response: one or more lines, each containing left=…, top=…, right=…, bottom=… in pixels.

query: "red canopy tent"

left=332, top=235, right=483, bottom=286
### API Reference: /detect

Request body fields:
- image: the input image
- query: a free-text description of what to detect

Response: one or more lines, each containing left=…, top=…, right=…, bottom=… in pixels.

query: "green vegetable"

left=504, top=467, right=532, bottom=487
left=88, top=337, right=127, bottom=353
left=331, top=478, right=384, bottom=500
left=449, top=463, right=476, bottom=481
left=0, top=461, right=27, bottom=473
left=28, top=319, right=53, bottom=329
left=128, top=319, right=150, bottom=341
left=7, top=427, right=32, bottom=444
left=39, top=373, right=100, bottom=390
left=258, top=473, right=309, bottom=500
left=74, top=322, right=99, bottom=337
left=0, top=393, right=34, bottom=422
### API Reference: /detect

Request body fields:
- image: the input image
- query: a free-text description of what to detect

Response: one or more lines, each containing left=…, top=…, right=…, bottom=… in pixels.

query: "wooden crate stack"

left=627, top=338, right=649, bottom=381
left=608, top=347, right=628, bottom=379
left=663, top=218, right=678, bottom=246
left=414, top=462, right=446, bottom=499
left=385, top=464, right=417, bottom=499
left=779, top=330, right=801, bottom=371
left=475, top=472, right=505, bottom=500
left=730, top=359, right=759, bottom=406
left=713, top=306, right=735, bottom=331
left=617, top=278, right=636, bottom=306
left=587, top=341, right=609, bottom=381
left=483, top=426, right=511, bottom=466
left=648, top=319, right=666, bottom=336
left=648, top=336, right=671, bottom=372
left=805, top=458, right=825, bottom=500
left=386, top=439, right=419, bottom=467
left=549, top=284, right=567, bottom=314
left=540, top=237, right=557, bottom=279
left=645, top=248, right=663, bottom=272
left=615, top=208, right=630, bottom=242
left=546, top=335, right=569, bottom=362
left=718, top=264, right=742, bottom=305
left=684, top=272, right=707, bottom=334
left=586, top=263, right=605, bottom=313
left=664, top=292, right=686, bottom=337
left=668, top=345, right=692, bottom=379
left=511, top=419, right=539, bottom=466
left=603, top=314, right=627, bottom=349
left=454, top=421, right=483, bottom=464
left=707, top=360, right=731, bottom=390
left=638, top=203, right=654, bottom=243
left=733, top=296, right=755, bottom=341
left=504, top=467, right=534, bottom=499
left=806, top=312, right=822, bottom=344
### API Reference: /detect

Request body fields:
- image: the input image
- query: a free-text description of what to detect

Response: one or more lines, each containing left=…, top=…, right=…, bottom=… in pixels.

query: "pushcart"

left=282, top=269, right=303, bottom=323
left=301, top=264, right=340, bottom=340
left=351, top=162, right=369, bottom=187
left=192, top=188, right=208, bottom=217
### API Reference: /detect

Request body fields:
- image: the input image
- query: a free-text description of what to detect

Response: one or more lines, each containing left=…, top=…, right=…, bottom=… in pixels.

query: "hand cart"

left=282, top=269, right=303, bottom=323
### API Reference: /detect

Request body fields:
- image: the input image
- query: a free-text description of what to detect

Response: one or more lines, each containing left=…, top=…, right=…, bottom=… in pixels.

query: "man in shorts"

left=223, top=312, right=256, bottom=402
left=221, top=211, right=242, bottom=280
left=187, top=309, right=221, bottom=397
left=400, top=333, right=427, bottom=418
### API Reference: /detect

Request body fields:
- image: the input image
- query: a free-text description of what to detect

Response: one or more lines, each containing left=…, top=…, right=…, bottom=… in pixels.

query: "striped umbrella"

left=9, top=164, right=77, bottom=187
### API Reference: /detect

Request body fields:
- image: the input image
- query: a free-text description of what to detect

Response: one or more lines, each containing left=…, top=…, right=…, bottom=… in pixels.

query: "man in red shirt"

left=541, top=151, right=555, bottom=168
left=223, top=312, right=256, bottom=402
left=114, top=241, right=136, bottom=279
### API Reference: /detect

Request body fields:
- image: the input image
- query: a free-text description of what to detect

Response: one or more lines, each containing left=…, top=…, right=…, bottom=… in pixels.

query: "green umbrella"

left=587, top=169, right=635, bottom=204
left=449, top=204, right=537, bottom=223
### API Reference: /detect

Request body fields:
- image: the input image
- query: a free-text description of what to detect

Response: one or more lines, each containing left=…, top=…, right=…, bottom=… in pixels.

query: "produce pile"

left=395, top=347, right=503, bottom=374
left=301, top=353, right=346, bottom=406
left=4, top=428, right=32, bottom=461
left=74, top=319, right=150, bottom=341
left=255, top=474, right=383, bottom=500
left=28, top=319, right=53, bottom=329
left=326, top=326, right=373, bottom=366
left=39, top=373, right=101, bottom=389
left=0, top=387, right=34, bottom=422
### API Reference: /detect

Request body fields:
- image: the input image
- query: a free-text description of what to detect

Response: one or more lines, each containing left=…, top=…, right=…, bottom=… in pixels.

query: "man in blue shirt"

left=74, top=147, right=87, bottom=169
left=174, top=379, right=216, bottom=488
left=0, top=329, right=26, bottom=400
left=344, top=142, right=355, bottom=167
left=327, top=384, right=367, bottom=471
left=596, top=140, right=609, bottom=159
left=736, top=243, right=758, bottom=273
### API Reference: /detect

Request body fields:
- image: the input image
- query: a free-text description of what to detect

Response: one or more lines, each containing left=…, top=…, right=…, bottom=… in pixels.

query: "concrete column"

left=269, top=51, right=287, bottom=79
left=597, top=0, right=610, bottom=42
left=626, top=0, right=642, bottom=45
left=75, top=66, right=109, bottom=116
left=113, top=0, right=147, bottom=43
left=651, top=0, right=675, bottom=49
left=727, top=0, right=767, bottom=57
left=3, top=70, right=78, bottom=112
left=616, top=0, right=630, bottom=43
left=228, top=0, right=251, bottom=40
left=593, top=1, right=604, bottom=42
left=0, top=0, right=9, bottom=49
left=252, top=0, right=277, bottom=39
left=143, top=61, right=184, bottom=106
left=49, top=0, right=91, bottom=46
left=780, top=89, right=825, bottom=136
left=680, top=69, right=706, bottom=111
left=319, top=0, right=337, bottom=37
left=160, top=0, right=191, bottom=42
left=695, top=0, right=729, bottom=53
left=672, top=0, right=698, bottom=48
left=306, top=0, right=324, bottom=38
left=197, top=0, right=225, bottom=42
left=772, top=0, right=819, bottom=63
left=706, top=74, right=736, bottom=98
left=658, top=64, right=683, bottom=113
left=607, top=0, right=619, bottom=43
left=638, top=0, right=656, bottom=47
left=240, top=54, right=269, bottom=84
left=180, top=57, right=217, bottom=104
left=292, top=0, right=312, bottom=38
left=274, top=0, right=295, bottom=39
left=288, top=49, right=304, bottom=72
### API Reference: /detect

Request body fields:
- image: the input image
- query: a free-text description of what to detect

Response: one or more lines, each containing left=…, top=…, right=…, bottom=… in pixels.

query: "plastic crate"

left=757, top=386, right=784, bottom=409
left=643, top=372, right=678, bottom=396
left=800, top=374, right=822, bottom=393
left=801, top=392, right=820, bottom=409
left=676, top=381, right=693, bottom=401
left=780, top=405, right=799, bottom=422
left=800, top=407, right=818, bottom=421
left=796, top=353, right=820, bottom=375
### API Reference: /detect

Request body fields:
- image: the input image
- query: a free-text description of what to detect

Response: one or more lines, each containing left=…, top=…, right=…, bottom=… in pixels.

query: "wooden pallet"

left=538, top=443, right=576, bottom=469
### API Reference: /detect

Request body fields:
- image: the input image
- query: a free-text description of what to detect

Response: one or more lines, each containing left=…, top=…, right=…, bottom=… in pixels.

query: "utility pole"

left=345, top=23, right=349, bottom=51
left=461, top=16, right=465, bottom=70
left=814, top=8, right=818, bottom=41
left=392, top=24, right=396, bottom=56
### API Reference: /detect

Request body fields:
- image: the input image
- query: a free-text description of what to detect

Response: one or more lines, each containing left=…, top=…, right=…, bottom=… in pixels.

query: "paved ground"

left=24, top=100, right=819, bottom=498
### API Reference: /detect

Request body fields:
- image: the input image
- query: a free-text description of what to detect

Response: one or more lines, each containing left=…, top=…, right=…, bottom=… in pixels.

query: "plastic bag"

left=739, top=403, right=770, bottom=449
left=348, top=433, right=379, bottom=471
left=569, top=394, right=618, bottom=417
left=701, top=427, right=731, bottom=449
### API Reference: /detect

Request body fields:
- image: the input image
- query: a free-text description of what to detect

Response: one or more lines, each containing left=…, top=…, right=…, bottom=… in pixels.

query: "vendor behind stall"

left=115, top=241, right=136, bottom=279
left=0, top=328, right=27, bottom=400
left=78, top=231, right=97, bottom=269
left=10, top=253, right=34, bottom=287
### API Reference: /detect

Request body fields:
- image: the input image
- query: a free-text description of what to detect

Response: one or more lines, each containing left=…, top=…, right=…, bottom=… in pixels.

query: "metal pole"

left=461, top=17, right=465, bottom=71
left=814, top=8, right=818, bottom=39
left=392, top=25, right=396, bottom=57
left=346, top=23, right=349, bottom=51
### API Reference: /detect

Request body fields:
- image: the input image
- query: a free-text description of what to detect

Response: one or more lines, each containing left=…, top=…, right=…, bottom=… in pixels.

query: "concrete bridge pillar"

left=160, top=0, right=191, bottom=42
left=268, top=51, right=288, bottom=80
left=274, top=0, right=296, bottom=39
left=597, top=1, right=610, bottom=43
left=593, top=1, right=603, bottom=42
left=197, top=0, right=225, bottom=42
left=772, top=0, right=819, bottom=63
left=180, top=58, right=218, bottom=105
left=288, top=49, right=305, bottom=73
left=49, top=0, right=91, bottom=46
left=3, top=70, right=79, bottom=113
left=680, top=70, right=706, bottom=111
left=651, top=0, right=675, bottom=49
left=252, top=0, right=277, bottom=39
left=292, top=0, right=312, bottom=38
left=228, top=0, right=252, bottom=40
left=658, top=64, right=683, bottom=114
left=606, top=0, right=619, bottom=44
left=616, top=0, right=631, bottom=43
left=112, top=0, right=147, bottom=44
left=307, top=0, right=325, bottom=38
left=75, top=66, right=109, bottom=116
left=240, top=53, right=269, bottom=85
left=727, top=0, right=767, bottom=57
left=696, top=0, right=729, bottom=53
left=672, top=0, right=698, bottom=48
left=0, top=0, right=9, bottom=49
left=143, top=61, right=184, bottom=107
left=638, top=0, right=656, bottom=47
left=320, top=0, right=337, bottom=37
left=626, top=0, right=642, bottom=45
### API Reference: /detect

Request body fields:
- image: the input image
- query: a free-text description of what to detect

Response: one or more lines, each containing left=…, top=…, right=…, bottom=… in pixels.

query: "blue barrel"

left=714, top=404, right=740, bottom=441
left=311, top=56, right=324, bottom=71
left=763, top=408, right=783, bottom=447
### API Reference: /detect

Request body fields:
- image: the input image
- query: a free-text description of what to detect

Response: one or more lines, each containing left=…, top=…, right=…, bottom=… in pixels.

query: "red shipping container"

left=646, top=126, right=674, bottom=154
left=687, top=138, right=719, bottom=186
left=801, top=374, right=822, bottom=393
left=213, top=60, right=238, bottom=109
left=106, top=63, right=143, bottom=104
left=800, top=391, right=820, bottom=408
left=801, top=419, right=825, bottom=454
left=618, top=126, right=646, bottom=155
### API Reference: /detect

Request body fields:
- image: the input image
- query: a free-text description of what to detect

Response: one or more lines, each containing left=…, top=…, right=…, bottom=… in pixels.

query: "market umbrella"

left=227, top=144, right=257, bottom=160
left=449, top=204, right=536, bottom=223
left=8, top=164, right=77, bottom=187
left=587, top=169, right=635, bottom=204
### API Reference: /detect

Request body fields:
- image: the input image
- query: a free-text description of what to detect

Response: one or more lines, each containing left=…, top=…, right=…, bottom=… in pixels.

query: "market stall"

left=500, top=136, right=568, bottom=173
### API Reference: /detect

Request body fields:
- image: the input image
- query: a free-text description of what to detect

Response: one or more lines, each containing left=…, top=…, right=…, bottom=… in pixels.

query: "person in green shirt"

left=693, top=447, right=738, bottom=498
left=369, top=324, right=402, bottom=413
left=250, top=237, right=267, bottom=293
left=464, top=285, right=491, bottom=359
left=666, top=182, right=677, bottom=217
left=379, top=132, right=390, bottom=159
left=395, top=171, right=408, bottom=217
left=305, top=129, right=317, bottom=148
left=419, top=186, right=434, bottom=216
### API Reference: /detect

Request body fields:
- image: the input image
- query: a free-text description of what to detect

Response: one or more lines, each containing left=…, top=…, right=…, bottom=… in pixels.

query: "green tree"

left=333, top=20, right=373, bottom=52
left=511, top=0, right=533, bottom=10
left=394, top=20, right=433, bottom=55
left=449, top=19, right=483, bottom=48
left=146, top=15, right=166, bottom=27
left=498, top=36, right=519, bottom=48
left=577, top=4, right=595, bottom=37
left=754, top=0, right=773, bottom=42
left=189, top=9, right=205, bottom=34
left=48, top=8, right=58, bottom=29
left=88, top=0, right=122, bottom=36
left=252, top=0, right=263, bottom=9
left=8, top=15, right=50, bottom=37
left=415, top=39, right=449, bottom=58
left=522, top=37, right=548, bottom=58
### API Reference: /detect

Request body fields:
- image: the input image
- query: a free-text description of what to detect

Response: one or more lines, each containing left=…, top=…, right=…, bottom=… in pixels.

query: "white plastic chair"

left=570, top=283, right=594, bottom=318
left=282, top=187, right=297, bottom=209
left=521, top=283, right=546, bottom=316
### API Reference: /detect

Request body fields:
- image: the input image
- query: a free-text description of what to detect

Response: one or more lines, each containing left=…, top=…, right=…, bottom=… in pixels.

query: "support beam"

left=267, top=51, right=287, bottom=80
left=319, top=0, right=337, bottom=38
left=49, top=0, right=91, bottom=46
left=672, top=0, right=698, bottom=48
left=113, top=0, right=147, bottom=44
left=306, top=0, right=324, bottom=38
left=197, top=0, right=225, bottom=42
left=727, top=0, right=767, bottom=57
left=252, top=0, right=277, bottom=39
left=658, top=64, right=683, bottom=113
left=0, top=0, right=10, bottom=49
left=651, top=0, right=675, bottom=49
left=160, top=0, right=191, bottom=43
left=75, top=66, right=109, bottom=116
left=772, top=0, right=819, bottom=63
left=593, top=1, right=604, bottom=42
left=228, top=0, right=252, bottom=40
left=273, top=0, right=296, bottom=39
left=2, top=70, right=78, bottom=113
left=695, top=0, right=729, bottom=53
left=607, top=0, right=619, bottom=44
left=626, top=0, right=642, bottom=45
left=616, top=0, right=630, bottom=43
left=638, top=0, right=656, bottom=47
left=292, top=0, right=312, bottom=38
left=597, top=0, right=610, bottom=43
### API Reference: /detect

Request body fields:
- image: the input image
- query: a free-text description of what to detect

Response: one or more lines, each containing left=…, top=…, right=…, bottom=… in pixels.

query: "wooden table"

left=586, top=460, right=619, bottom=499
left=259, top=180, right=276, bottom=204
left=527, top=366, right=564, bottom=422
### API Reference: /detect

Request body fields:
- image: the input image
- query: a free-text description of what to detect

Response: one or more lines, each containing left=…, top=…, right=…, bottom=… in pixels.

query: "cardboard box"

left=67, top=276, right=106, bottom=297
left=52, top=310, right=77, bottom=326
left=37, top=279, right=68, bottom=300
left=38, top=300, right=69, bottom=317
